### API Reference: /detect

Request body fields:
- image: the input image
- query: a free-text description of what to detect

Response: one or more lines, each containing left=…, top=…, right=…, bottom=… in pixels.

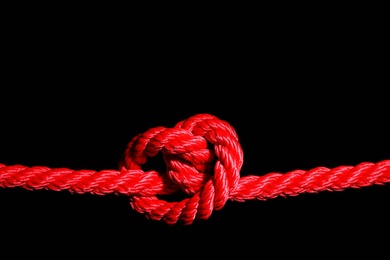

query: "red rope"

left=1, top=113, right=389, bottom=225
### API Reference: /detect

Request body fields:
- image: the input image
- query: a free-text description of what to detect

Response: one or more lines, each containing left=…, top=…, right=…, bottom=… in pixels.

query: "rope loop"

left=119, top=113, right=244, bottom=225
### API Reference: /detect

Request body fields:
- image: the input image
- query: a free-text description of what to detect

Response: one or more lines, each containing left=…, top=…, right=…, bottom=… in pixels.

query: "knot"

left=119, top=113, right=243, bottom=225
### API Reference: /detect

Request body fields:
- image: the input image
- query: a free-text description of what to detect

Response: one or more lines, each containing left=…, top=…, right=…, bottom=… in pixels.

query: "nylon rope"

left=1, top=113, right=389, bottom=225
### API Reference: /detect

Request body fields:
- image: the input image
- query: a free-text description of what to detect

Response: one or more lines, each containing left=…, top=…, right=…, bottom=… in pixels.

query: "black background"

left=1, top=7, right=389, bottom=259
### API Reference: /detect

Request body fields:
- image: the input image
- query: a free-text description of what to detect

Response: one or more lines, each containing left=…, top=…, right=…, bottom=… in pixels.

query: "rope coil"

left=1, top=113, right=389, bottom=225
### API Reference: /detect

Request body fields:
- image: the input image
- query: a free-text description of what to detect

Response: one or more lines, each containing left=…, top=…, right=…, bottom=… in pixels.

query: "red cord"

left=1, top=113, right=389, bottom=225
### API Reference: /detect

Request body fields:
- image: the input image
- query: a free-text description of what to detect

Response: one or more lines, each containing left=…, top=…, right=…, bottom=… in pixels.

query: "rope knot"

left=119, top=113, right=244, bottom=225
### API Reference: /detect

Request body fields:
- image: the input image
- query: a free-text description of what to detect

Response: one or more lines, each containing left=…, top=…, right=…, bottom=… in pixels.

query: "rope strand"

left=1, top=113, right=389, bottom=225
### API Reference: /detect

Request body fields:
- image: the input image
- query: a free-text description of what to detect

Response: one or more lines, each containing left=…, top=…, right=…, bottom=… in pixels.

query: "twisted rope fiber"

left=1, top=114, right=389, bottom=225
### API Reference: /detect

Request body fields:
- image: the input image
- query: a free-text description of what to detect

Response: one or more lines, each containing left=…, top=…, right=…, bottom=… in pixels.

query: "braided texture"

left=1, top=113, right=389, bottom=225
